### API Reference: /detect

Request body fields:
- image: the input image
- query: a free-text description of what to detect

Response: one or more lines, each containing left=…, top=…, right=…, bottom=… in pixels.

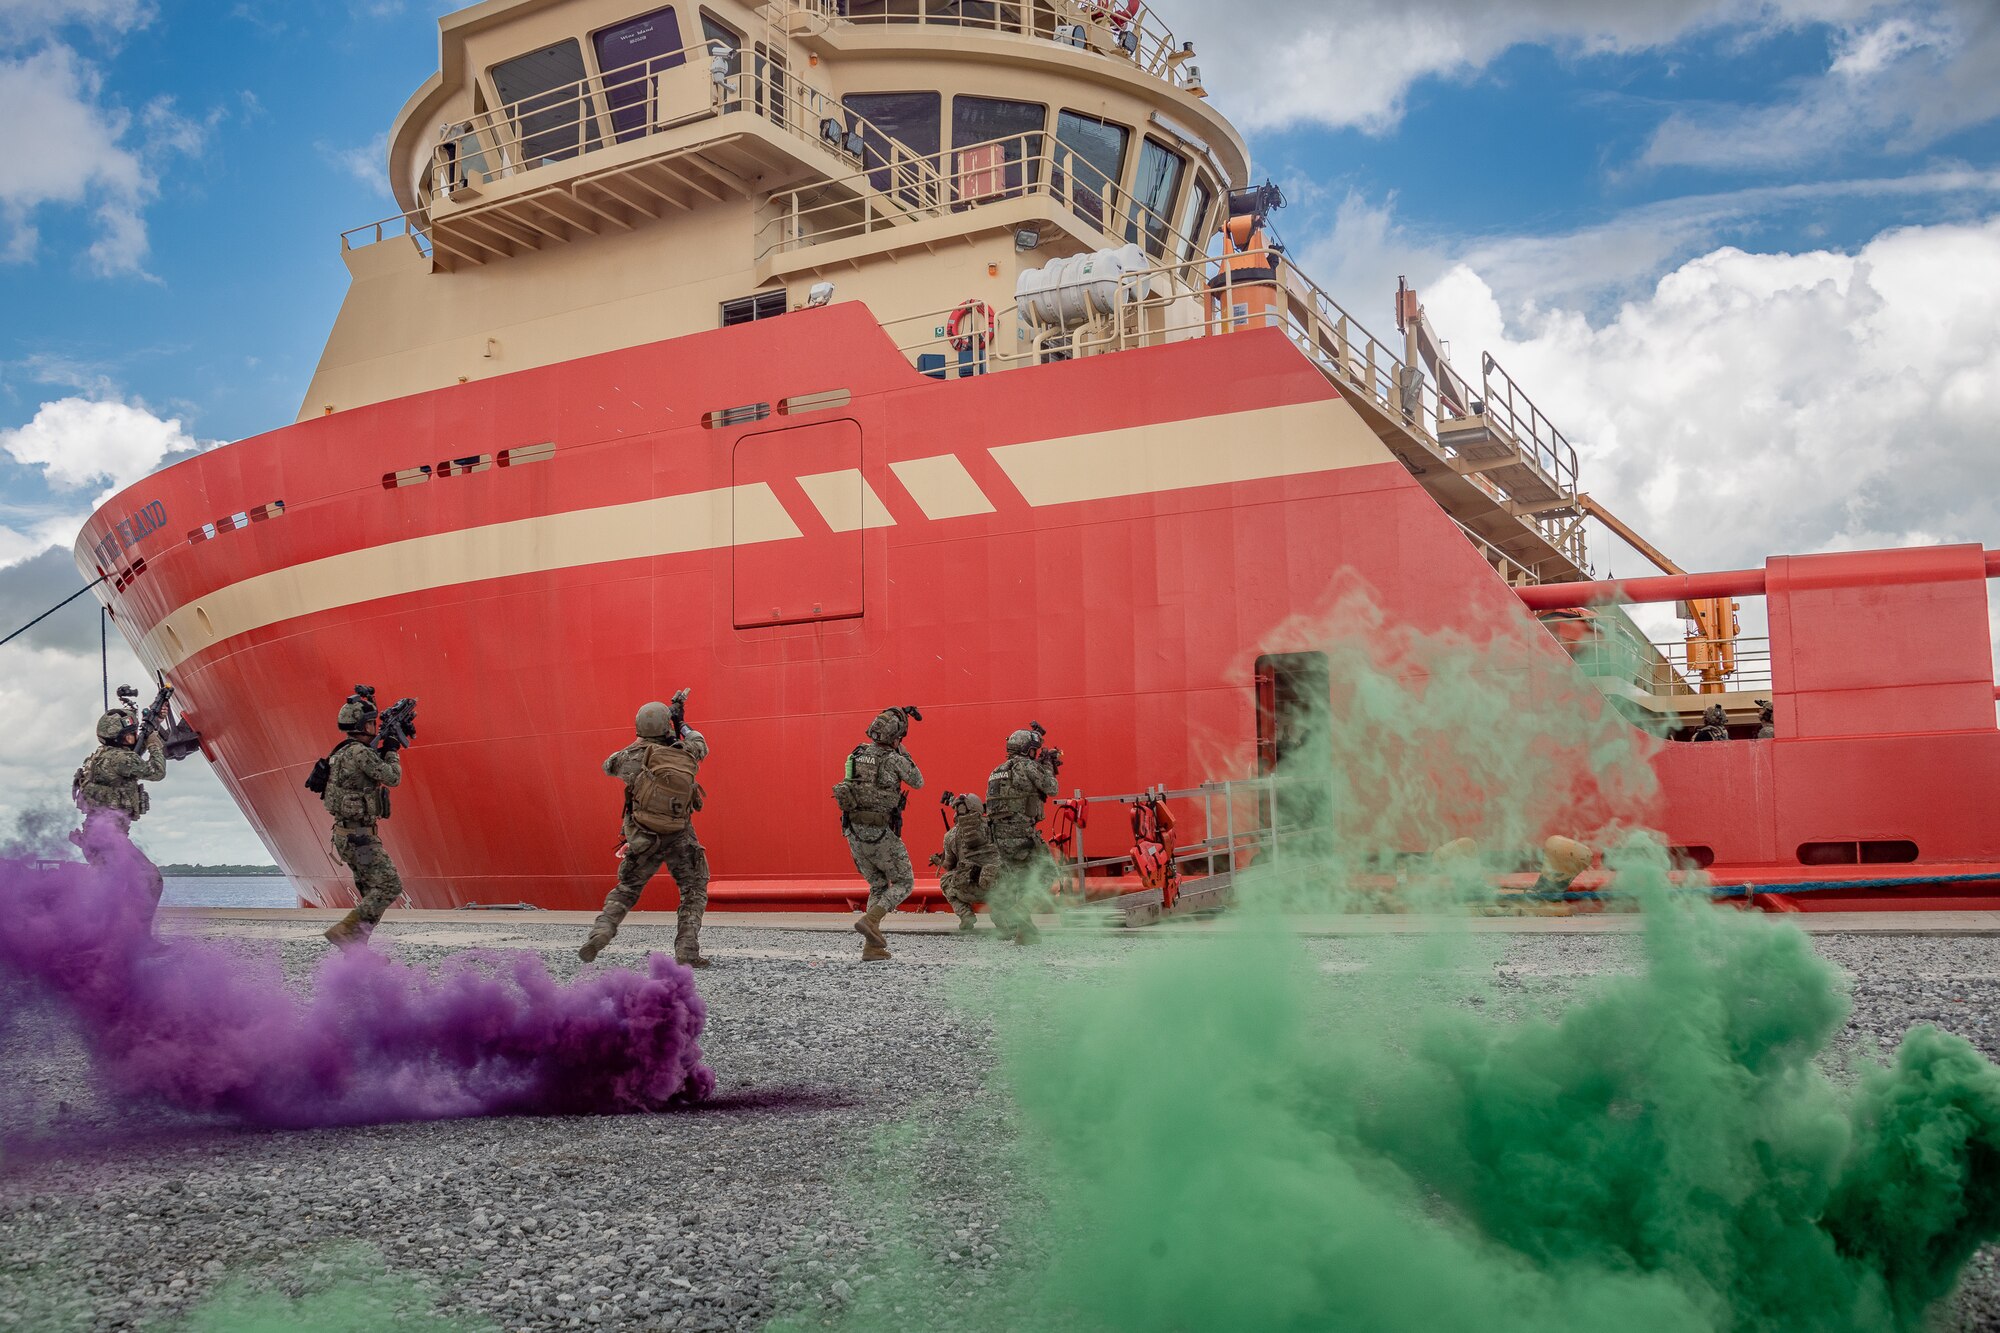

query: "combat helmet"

left=948, top=792, right=985, bottom=819
left=1701, top=704, right=1728, bottom=727
left=95, top=711, right=133, bottom=743
left=865, top=708, right=908, bottom=745
left=635, top=701, right=675, bottom=739
left=337, top=699, right=378, bottom=732
left=1004, top=728, right=1039, bottom=756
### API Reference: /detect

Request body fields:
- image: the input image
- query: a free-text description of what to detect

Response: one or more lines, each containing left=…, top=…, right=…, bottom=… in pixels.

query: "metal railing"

left=1555, top=629, right=1772, bottom=697
left=423, top=39, right=945, bottom=210
left=1047, top=775, right=1334, bottom=915
left=782, top=0, right=1203, bottom=93
left=758, top=130, right=1206, bottom=274
left=1477, top=353, right=1581, bottom=503
left=875, top=243, right=1598, bottom=571
left=341, top=210, right=434, bottom=257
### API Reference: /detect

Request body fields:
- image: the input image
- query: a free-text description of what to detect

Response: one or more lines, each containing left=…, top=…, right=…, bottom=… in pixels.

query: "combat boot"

left=1011, top=918, right=1041, bottom=946
left=674, top=905, right=710, bottom=969
left=324, top=909, right=368, bottom=949
left=854, top=905, right=889, bottom=950
left=952, top=906, right=979, bottom=932
left=578, top=924, right=616, bottom=963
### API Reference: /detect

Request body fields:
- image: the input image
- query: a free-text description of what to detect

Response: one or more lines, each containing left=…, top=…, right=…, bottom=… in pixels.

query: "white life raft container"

left=1014, top=244, right=1153, bottom=330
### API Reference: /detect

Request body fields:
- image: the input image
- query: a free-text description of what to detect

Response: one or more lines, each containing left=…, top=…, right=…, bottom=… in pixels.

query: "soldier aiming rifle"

left=313, top=684, right=418, bottom=949
left=836, top=705, right=925, bottom=961
left=582, top=687, right=714, bottom=967
left=985, top=721, right=1064, bottom=944
left=72, top=680, right=174, bottom=902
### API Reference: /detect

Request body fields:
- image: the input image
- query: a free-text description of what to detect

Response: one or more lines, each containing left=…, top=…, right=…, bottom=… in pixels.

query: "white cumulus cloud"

left=0, top=396, right=207, bottom=495
left=0, top=2, right=210, bottom=274
left=1419, top=217, right=2000, bottom=574
left=1180, top=0, right=1882, bottom=134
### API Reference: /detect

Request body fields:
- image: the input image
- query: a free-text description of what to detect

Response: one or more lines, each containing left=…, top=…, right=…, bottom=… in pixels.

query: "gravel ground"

left=1, top=917, right=1997, bottom=1331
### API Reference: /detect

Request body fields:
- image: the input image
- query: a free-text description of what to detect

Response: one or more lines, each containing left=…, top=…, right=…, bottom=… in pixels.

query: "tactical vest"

left=986, top=757, right=1043, bottom=825
left=629, top=741, right=700, bottom=835
left=833, top=744, right=903, bottom=828
left=321, top=741, right=389, bottom=824
left=74, top=746, right=149, bottom=818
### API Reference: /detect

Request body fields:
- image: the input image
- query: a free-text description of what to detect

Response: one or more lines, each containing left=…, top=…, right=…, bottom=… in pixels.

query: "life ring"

left=947, top=299, right=996, bottom=353
left=1086, top=0, right=1140, bottom=28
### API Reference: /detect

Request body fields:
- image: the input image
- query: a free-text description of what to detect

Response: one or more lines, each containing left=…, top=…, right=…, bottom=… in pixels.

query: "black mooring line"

left=0, top=574, right=111, bottom=649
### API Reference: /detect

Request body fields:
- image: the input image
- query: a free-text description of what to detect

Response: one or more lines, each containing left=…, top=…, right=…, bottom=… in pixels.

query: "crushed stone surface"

left=0, top=917, right=1996, bottom=1331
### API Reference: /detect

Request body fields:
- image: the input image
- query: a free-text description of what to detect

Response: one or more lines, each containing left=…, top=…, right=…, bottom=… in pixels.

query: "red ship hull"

left=77, top=305, right=2000, bottom=910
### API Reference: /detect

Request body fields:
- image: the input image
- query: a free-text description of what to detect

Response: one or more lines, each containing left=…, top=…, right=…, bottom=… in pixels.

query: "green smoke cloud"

left=780, top=587, right=2000, bottom=1332
left=165, top=1248, right=490, bottom=1333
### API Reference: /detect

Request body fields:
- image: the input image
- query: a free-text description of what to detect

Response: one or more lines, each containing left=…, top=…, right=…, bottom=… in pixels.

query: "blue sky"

left=1, top=0, right=1997, bottom=862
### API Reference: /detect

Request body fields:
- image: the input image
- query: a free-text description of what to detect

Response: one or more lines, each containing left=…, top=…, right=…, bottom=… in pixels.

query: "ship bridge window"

left=843, top=92, right=941, bottom=198
left=1179, top=175, right=1215, bottom=263
left=952, top=96, right=1045, bottom=199
left=594, top=7, right=686, bottom=144
left=491, top=39, right=600, bottom=166
left=1128, top=138, right=1187, bottom=258
left=1054, top=109, right=1129, bottom=231
left=721, top=289, right=787, bottom=326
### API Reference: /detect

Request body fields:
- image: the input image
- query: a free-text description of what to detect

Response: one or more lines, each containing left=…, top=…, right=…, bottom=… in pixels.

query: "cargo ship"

left=75, top=0, right=2000, bottom=912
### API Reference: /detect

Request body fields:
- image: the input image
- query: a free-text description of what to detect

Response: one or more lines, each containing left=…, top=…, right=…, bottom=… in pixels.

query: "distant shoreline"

left=158, top=866, right=287, bottom=877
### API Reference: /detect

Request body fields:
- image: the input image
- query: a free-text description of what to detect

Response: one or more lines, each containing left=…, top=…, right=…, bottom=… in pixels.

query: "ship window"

left=721, top=290, right=787, bottom=326
left=1797, top=839, right=1920, bottom=866
left=1128, top=138, right=1186, bottom=258
left=593, top=7, right=686, bottom=144
left=1054, top=109, right=1128, bottom=231
left=700, top=14, right=741, bottom=68
left=843, top=92, right=941, bottom=198
left=754, top=42, right=788, bottom=128
left=952, top=96, right=1044, bottom=197
left=1179, top=176, right=1214, bottom=263
left=491, top=39, right=601, bottom=166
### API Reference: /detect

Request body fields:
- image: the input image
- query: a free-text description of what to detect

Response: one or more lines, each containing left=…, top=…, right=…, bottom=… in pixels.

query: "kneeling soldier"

left=933, top=792, right=998, bottom=932
left=582, top=693, right=711, bottom=968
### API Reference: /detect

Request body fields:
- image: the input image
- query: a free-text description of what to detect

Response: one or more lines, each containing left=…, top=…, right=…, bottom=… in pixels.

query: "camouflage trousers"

left=76, top=806, right=163, bottom=904
left=939, top=859, right=996, bottom=926
left=988, top=824, right=1054, bottom=934
left=599, top=825, right=710, bottom=931
left=332, top=824, right=404, bottom=926
left=846, top=828, right=913, bottom=915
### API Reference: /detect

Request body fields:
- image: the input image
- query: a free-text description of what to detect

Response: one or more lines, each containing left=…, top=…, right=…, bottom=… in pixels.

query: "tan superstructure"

left=314, top=0, right=1242, bottom=423
left=314, top=0, right=1708, bottom=619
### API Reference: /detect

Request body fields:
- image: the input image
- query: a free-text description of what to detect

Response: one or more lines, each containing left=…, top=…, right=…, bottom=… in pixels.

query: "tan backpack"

left=630, top=742, right=700, bottom=835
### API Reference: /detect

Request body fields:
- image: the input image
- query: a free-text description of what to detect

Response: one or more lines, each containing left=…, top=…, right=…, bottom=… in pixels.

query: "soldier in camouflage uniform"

left=72, top=707, right=167, bottom=901
left=1755, top=699, right=1774, bottom=740
left=321, top=696, right=407, bottom=948
left=1691, top=703, right=1730, bottom=742
left=986, top=728, right=1059, bottom=945
left=581, top=697, right=712, bottom=968
left=932, top=792, right=999, bottom=932
left=835, top=708, right=924, bottom=962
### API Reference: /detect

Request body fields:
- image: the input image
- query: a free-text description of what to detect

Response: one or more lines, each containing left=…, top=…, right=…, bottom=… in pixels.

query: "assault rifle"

left=1026, top=720, right=1064, bottom=775
left=135, top=672, right=203, bottom=762
left=373, top=696, right=418, bottom=753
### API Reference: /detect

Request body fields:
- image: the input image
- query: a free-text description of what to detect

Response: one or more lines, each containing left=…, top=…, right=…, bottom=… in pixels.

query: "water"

left=159, top=875, right=298, bottom=909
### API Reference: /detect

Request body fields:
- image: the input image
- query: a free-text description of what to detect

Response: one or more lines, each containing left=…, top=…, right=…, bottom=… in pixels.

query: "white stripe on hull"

left=136, top=400, right=1385, bottom=672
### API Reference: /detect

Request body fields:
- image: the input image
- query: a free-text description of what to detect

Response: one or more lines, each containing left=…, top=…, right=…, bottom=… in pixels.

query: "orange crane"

left=1577, top=495, right=1739, bottom=693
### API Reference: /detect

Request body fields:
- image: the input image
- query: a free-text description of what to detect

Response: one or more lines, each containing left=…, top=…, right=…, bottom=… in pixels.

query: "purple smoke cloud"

left=0, top=811, right=713, bottom=1130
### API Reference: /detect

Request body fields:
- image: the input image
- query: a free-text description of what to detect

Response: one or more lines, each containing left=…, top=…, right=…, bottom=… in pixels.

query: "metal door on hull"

left=732, top=419, right=868, bottom=629
left=1256, top=652, right=1332, bottom=853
